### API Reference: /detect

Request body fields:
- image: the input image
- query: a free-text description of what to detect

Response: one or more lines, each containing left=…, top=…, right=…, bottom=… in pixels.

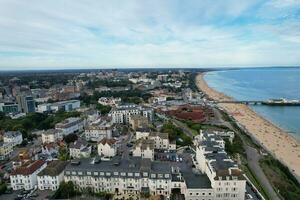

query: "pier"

left=214, top=99, right=300, bottom=106
left=215, top=100, right=263, bottom=105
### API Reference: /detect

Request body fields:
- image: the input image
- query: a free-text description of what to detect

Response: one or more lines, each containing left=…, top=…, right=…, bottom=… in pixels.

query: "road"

left=245, top=146, right=280, bottom=200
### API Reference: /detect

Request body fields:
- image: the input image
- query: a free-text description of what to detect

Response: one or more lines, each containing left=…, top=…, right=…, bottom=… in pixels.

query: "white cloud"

left=0, top=0, right=299, bottom=69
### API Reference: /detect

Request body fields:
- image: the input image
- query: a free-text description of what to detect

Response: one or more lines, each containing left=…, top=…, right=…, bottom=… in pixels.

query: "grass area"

left=161, top=121, right=192, bottom=146
left=260, top=156, right=300, bottom=200
left=241, top=162, right=272, bottom=200
left=183, top=119, right=231, bottom=134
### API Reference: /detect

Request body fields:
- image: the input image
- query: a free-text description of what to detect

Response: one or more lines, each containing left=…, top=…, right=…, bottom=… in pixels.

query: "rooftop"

left=38, top=160, right=68, bottom=177
left=11, top=160, right=46, bottom=175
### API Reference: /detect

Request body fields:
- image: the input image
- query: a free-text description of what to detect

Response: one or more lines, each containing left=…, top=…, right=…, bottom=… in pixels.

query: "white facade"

left=41, top=129, right=63, bottom=144
left=37, top=100, right=80, bottom=113
left=3, top=131, right=23, bottom=146
left=55, top=117, right=84, bottom=136
left=10, top=160, right=47, bottom=191
left=97, top=139, right=117, bottom=157
left=132, top=140, right=154, bottom=160
left=110, top=104, right=153, bottom=124
left=194, top=130, right=246, bottom=200
left=37, top=161, right=68, bottom=191
left=69, top=139, right=91, bottom=159
left=85, top=119, right=112, bottom=142
left=0, top=142, right=13, bottom=160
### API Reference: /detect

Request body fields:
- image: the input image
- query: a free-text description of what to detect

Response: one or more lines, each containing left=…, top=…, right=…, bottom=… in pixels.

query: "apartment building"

left=0, top=142, right=13, bottom=160
left=136, top=131, right=176, bottom=151
left=133, top=139, right=154, bottom=160
left=41, top=129, right=63, bottom=144
left=129, top=115, right=149, bottom=130
left=85, top=119, right=113, bottom=142
left=194, top=131, right=246, bottom=200
left=69, top=138, right=91, bottom=159
left=37, top=160, right=68, bottom=191
left=55, top=117, right=84, bottom=136
left=3, top=131, right=23, bottom=146
left=37, top=100, right=80, bottom=113
left=64, top=157, right=173, bottom=196
left=97, top=138, right=117, bottom=157
left=110, top=104, right=153, bottom=124
left=10, top=160, right=47, bottom=190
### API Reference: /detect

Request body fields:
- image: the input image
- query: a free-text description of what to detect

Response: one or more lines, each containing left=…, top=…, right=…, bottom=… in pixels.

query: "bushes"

left=161, top=122, right=192, bottom=146
left=260, top=156, right=300, bottom=200
left=52, top=181, right=78, bottom=199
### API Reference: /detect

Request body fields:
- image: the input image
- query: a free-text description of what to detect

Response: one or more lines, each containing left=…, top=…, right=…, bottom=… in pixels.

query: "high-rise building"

left=16, top=95, right=36, bottom=113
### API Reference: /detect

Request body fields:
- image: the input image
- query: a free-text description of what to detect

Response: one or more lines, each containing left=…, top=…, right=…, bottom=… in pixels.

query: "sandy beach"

left=196, top=73, right=300, bottom=178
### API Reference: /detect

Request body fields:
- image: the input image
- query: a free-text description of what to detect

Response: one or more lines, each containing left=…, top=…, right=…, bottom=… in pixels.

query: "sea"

left=204, top=67, right=300, bottom=138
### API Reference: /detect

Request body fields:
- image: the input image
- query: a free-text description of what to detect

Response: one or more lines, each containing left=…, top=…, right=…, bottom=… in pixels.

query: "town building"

left=0, top=102, right=19, bottom=114
left=98, top=97, right=121, bottom=106
left=3, top=131, right=23, bottom=146
left=136, top=131, right=176, bottom=151
left=37, top=160, right=68, bottom=191
left=129, top=115, right=149, bottom=130
left=97, top=138, right=117, bottom=157
left=41, top=129, right=63, bottom=144
left=85, top=119, right=113, bottom=142
left=0, top=142, right=13, bottom=160
left=10, top=160, right=47, bottom=190
left=194, top=131, right=246, bottom=200
left=55, top=117, right=84, bottom=136
left=37, top=100, right=80, bottom=113
left=110, top=104, right=153, bottom=124
left=69, top=138, right=91, bottom=159
left=133, top=139, right=154, bottom=160
left=16, top=95, right=35, bottom=113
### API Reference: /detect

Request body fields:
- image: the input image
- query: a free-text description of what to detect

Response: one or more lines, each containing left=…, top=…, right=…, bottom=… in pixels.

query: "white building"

left=10, top=160, right=47, bottom=191
left=0, top=142, right=13, bottom=160
left=55, top=117, right=84, bottom=136
left=41, top=129, right=63, bottom=144
left=37, top=100, right=80, bottom=113
left=194, top=131, right=246, bottom=200
left=136, top=131, right=176, bottom=151
left=110, top=104, right=153, bottom=124
left=37, top=160, right=68, bottom=191
left=3, top=131, right=23, bottom=146
left=97, top=138, right=117, bottom=157
left=69, top=138, right=91, bottom=159
left=85, top=119, right=113, bottom=142
left=98, top=97, right=121, bottom=106
left=133, top=139, right=154, bottom=160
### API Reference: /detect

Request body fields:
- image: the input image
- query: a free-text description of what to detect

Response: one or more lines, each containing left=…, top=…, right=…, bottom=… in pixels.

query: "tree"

left=58, top=147, right=70, bottom=161
left=64, top=133, right=78, bottom=144
left=53, top=181, right=77, bottom=199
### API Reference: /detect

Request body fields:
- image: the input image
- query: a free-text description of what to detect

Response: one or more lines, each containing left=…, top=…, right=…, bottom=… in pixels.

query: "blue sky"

left=0, top=0, right=300, bottom=70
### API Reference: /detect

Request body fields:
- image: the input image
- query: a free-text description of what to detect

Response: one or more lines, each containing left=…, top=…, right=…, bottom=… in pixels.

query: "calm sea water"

left=204, top=68, right=300, bottom=138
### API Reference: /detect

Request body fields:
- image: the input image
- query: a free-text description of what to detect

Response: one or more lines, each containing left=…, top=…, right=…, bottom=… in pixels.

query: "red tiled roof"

left=11, top=160, right=46, bottom=176
left=99, top=138, right=116, bottom=145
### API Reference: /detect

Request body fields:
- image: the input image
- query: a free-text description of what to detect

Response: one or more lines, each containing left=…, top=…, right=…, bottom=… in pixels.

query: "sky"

left=0, top=0, right=300, bottom=70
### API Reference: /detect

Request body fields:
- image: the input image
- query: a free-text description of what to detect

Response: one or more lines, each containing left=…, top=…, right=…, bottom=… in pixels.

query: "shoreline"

left=196, top=73, right=300, bottom=179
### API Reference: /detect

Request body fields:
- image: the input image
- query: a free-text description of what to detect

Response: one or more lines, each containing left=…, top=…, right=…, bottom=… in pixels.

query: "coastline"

left=196, top=73, right=300, bottom=179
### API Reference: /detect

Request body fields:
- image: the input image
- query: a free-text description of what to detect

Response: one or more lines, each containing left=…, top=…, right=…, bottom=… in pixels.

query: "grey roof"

left=69, top=138, right=88, bottom=149
left=65, top=157, right=172, bottom=178
left=149, top=132, right=168, bottom=139
left=38, top=160, right=68, bottom=177
left=182, top=172, right=212, bottom=189
left=4, top=131, right=22, bottom=138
